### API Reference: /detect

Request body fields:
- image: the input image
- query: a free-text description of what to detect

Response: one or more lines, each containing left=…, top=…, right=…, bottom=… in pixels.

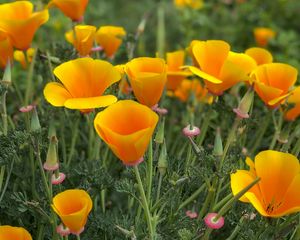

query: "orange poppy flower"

left=52, top=189, right=93, bottom=234
left=253, top=27, right=276, bottom=47
left=174, top=0, right=204, bottom=9
left=245, top=47, right=273, bottom=66
left=125, top=57, right=167, bottom=107
left=285, top=86, right=300, bottom=121
left=43, top=58, right=121, bottom=112
left=65, top=25, right=96, bottom=57
left=174, top=79, right=213, bottom=104
left=251, top=63, right=297, bottom=107
left=0, top=226, right=32, bottom=240
left=188, top=40, right=257, bottom=95
left=95, top=26, right=126, bottom=58
left=14, top=48, right=35, bottom=69
left=48, top=0, right=88, bottom=21
left=0, top=32, right=13, bottom=69
left=166, top=50, right=191, bottom=90
left=0, top=1, right=49, bottom=50
left=94, top=100, right=159, bottom=165
left=187, top=39, right=201, bottom=67
left=231, top=150, right=300, bottom=217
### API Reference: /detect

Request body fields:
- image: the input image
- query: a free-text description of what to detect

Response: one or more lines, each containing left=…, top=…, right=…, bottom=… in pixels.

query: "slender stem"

left=197, top=109, right=212, bottom=147
left=184, top=143, right=192, bottom=175
left=269, top=109, right=283, bottom=150
left=225, top=216, right=245, bottom=240
left=292, top=138, right=300, bottom=156
left=198, top=185, right=215, bottom=220
left=101, top=189, right=106, bottom=213
left=134, top=165, right=154, bottom=239
left=0, top=158, right=14, bottom=203
left=24, top=49, right=37, bottom=106
left=155, top=173, right=163, bottom=205
left=146, top=139, right=153, bottom=205
left=156, top=2, right=165, bottom=58
left=1, top=90, right=8, bottom=135
left=76, top=235, right=81, bottom=240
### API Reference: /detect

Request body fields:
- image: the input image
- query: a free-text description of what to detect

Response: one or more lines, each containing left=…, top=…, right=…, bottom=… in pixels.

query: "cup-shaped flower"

left=231, top=150, right=300, bottom=217
left=65, top=25, right=96, bottom=57
left=52, top=189, right=92, bottom=234
left=285, top=86, right=300, bottom=121
left=43, top=58, right=121, bottom=112
left=0, top=225, right=32, bottom=240
left=0, top=32, right=13, bottom=69
left=125, top=57, right=167, bottom=107
left=94, top=100, right=159, bottom=165
left=188, top=40, right=257, bottom=95
left=253, top=27, right=276, bottom=47
left=95, top=26, right=126, bottom=58
left=0, top=1, right=49, bottom=50
left=251, top=63, right=297, bottom=107
left=166, top=50, right=191, bottom=90
left=48, top=0, right=88, bottom=22
left=245, top=47, right=273, bottom=66
left=174, top=79, right=213, bottom=104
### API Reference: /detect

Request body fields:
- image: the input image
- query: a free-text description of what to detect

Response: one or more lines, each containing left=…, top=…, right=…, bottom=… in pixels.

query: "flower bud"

left=158, top=141, right=168, bottom=176
left=1, top=60, right=11, bottom=88
left=44, top=136, right=59, bottom=171
left=233, top=88, right=254, bottom=119
left=155, top=117, right=165, bottom=144
left=213, top=128, right=223, bottom=157
left=30, top=106, right=41, bottom=132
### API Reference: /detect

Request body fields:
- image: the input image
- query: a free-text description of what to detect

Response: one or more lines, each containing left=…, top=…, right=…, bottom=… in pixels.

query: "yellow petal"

left=0, top=33, right=13, bottom=69
left=64, top=95, right=117, bottom=109
left=254, top=81, right=283, bottom=107
left=192, top=40, right=230, bottom=77
left=43, top=82, right=72, bottom=107
left=167, top=50, right=185, bottom=71
left=0, top=226, right=32, bottom=240
left=227, top=51, right=257, bottom=75
left=245, top=47, right=273, bottom=65
left=188, top=66, right=222, bottom=84
left=288, top=86, right=300, bottom=103
left=14, top=50, right=27, bottom=69
left=254, top=150, right=300, bottom=209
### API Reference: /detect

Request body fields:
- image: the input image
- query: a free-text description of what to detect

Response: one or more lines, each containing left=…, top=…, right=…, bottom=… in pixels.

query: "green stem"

left=269, top=109, right=283, bottom=150
left=24, top=49, right=37, bottom=106
left=134, top=165, right=154, bottom=239
left=66, top=118, right=80, bottom=168
left=184, top=143, right=192, bottom=175
left=156, top=2, right=165, bottom=58
left=212, top=193, right=233, bottom=212
left=292, top=138, right=300, bottom=156
left=197, top=109, right=212, bottom=147
left=1, top=90, right=8, bottom=135
left=225, top=216, right=245, bottom=240
left=76, top=235, right=81, bottom=240
left=101, top=189, right=106, bottom=213
left=155, top=173, right=163, bottom=205
left=198, top=185, right=215, bottom=220
left=146, top=139, right=153, bottom=205
left=0, top=158, right=14, bottom=203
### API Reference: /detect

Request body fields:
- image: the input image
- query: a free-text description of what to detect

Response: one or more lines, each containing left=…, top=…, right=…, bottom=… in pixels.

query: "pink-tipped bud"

left=233, top=88, right=254, bottom=119
left=186, top=210, right=198, bottom=219
left=151, top=104, right=168, bottom=115
left=204, top=213, right=224, bottom=229
left=19, top=104, right=35, bottom=113
left=123, top=157, right=144, bottom=167
left=51, top=172, right=66, bottom=185
left=91, top=46, right=103, bottom=52
left=43, top=136, right=59, bottom=171
left=182, top=125, right=200, bottom=137
left=56, top=224, right=70, bottom=237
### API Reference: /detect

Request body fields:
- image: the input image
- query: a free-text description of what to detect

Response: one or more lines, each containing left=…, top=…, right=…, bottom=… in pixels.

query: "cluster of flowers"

left=1, top=0, right=300, bottom=238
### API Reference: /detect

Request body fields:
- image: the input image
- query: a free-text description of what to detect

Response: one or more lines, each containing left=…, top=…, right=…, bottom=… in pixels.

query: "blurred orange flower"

left=48, top=0, right=88, bottom=21
left=0, top=1, right=49, bottom=50
left=231, top=150, right=300, bottom=217
left=285, top=87, right=300, bottom=121
left=188, top=40, right=256, bottom=95
left=43, top=58, right=121, bottom=112
left=251, top=63, right=297, bottom=107
left=125, top=57, right=167, bottom=107
left=94, top=100, right=158, bottom=165
left=0, top=225, right=32, bottom=240
left=96, top=26, right=126, bottom=58
left=174, top=0, right=204, bottom=9
left=253, top=27, right=276, bottom=47
left=174, top=79, right=213, bottom=104
left=52, top=189, right=93, bottom=234
left=0, top=32, right=13, bottom=69
left=14, top=48, right=35, bottom=69
left=166, top=50, right=191, bottom=90
left=245, top=47, right=273, bottom=66
left=65, top=25, right=96, bottom=57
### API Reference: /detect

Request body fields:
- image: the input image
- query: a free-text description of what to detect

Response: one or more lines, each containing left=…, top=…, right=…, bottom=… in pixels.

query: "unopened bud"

left=1, top=60, right=11, bottom=87
left=213, top=128, right=223, bottom=157
left=43, top=136, right=59, bottom=171
left=155, top=117, right=165, bottom=144
left=30, top=106, right=41, bottom=132
left=233, top=88, right=254, bottom=119
left=158, top=141, right=168, bottom=176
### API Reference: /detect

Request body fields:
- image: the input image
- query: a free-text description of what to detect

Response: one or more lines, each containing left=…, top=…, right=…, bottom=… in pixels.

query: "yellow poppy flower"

left=48, top=0, right=88, bottom=22
left=285, top=87, right=300, bottom=121
left=253, top=27, right=276, bottom=47
left=174, top=79, right=213, bottom=104
left=166, top=50, right=191, bottom=90
left=0, top=32, right=13, bottom=69
left=187, top=39, right=201, bottom=67
left=231, top=150, right=300, bottom=217
left=0, top=226, right=32, bottom=240
left=245, top=47, right=273, bottom=66
left=95, top=26, right=126, bottom=58
left=14, top=48, right=35, bottom=69
left=43, top=58, right=121, bottom=112
left=65, top=25, right=96, bottom=57
left=125, top=57, right=167, bottom=107
left=174, top=0, right=204, bottom=9
left=188, top=40, right=257, bottom=95
left=52, top=189, right=93, bottom=234
left=94, top=100, right=158, bottom=166
left=0, top=1, right=49, bottom=50
left=251, top=63, right=297, bottom=107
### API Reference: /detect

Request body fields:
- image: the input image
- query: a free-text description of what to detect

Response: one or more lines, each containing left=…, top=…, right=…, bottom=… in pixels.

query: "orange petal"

left=94, top=100, right=158, bottom=164
left=0, top=32, right=13, bottom=69
left=96, top=26, right=126, bottom=57
left=43, top=82, right=72, bottom=107
left=166, top=50, right=185, bottom=71
left=14, top=50, right=27, bottom=69
left=192, top=40, right=230, bottom=77
left=285, top=103, right=300, bottom=121
left=245, top=47, right=273, bottom=65
left=254, top=81, right=283, bottom=107
left=64, top=95, right=117, bottom=109
left=227, top=51, right=257, bottom=75
left=254, top=150, right=300, bottom=210
left=0, top=225, right=32, bottom=240
left=253, top=27, right=276, bottom=47
left=48, top=0, right=88, bottom=21
left=288, top=86, right=300, bottom=103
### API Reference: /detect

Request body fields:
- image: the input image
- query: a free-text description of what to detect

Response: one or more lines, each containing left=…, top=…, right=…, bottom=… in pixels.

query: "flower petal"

left=245, top=47, right=273, bottom=65
left=64, top=95, right=117, bottom=109
left=188, top=66, right=222, bottom=84
left=43, top=82, right=72, bottom=107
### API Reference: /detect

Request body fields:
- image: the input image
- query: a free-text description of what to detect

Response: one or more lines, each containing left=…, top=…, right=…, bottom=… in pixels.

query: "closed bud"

left=155, top=117, right=165, bottom=144
left=213, top=128, right=223, bottom=157
left=2, top=60, right=11, bottom=88
left=30, top=106, right=41, bottom=132
left=43, top=136, right=59, bottom=171
left=158, top=140, right=168, bottom=176
left=233, top=88, right=254, bottom=119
